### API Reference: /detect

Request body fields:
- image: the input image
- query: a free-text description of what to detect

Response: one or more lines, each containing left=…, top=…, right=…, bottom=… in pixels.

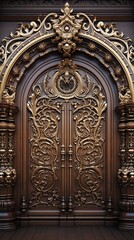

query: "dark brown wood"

left=13, top=49, right=119, bottom=225
left=0, top=226, right=134, bottom=240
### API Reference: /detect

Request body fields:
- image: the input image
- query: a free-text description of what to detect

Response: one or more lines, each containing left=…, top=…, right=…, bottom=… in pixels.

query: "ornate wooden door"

left=23, top=58, right=108, bottom=224
left=0, top=2, right=134, bottom=230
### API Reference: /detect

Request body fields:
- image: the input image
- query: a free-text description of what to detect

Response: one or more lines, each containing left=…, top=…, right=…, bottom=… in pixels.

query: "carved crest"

left=51, top=3, right=82, bottom=56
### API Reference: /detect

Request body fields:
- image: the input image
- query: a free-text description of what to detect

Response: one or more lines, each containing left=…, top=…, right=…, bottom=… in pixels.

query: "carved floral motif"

left=0, top=3, right=133, bottom=71
left=73, top=84, right=107, bottom=207
left=27, top=60, right=107, bottom=208
left=2, top=86, right=16, bottom=104
left=51, top=3, right=82, bottom=56
left=118, top=166, right=134, bottom=185
left=43, top=59, right=91, bottom=99
left=0, top=165, right=16, bottom=185
left=27, top=85, right=61, bottom=207
left=0, top=3, right=133, bottom=105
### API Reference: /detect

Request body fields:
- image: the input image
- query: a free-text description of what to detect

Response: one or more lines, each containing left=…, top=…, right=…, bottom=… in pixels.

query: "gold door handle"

left=68, top=105, right=73, bottom=213
left=61, top=105, right=66, bottom=213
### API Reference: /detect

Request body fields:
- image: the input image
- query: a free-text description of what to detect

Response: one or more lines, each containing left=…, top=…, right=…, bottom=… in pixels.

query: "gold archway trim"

left=0, top=3, right=134, bottom=103
left=0, top=33, right=55, bottom=102
left=80, top=33, right=134, bottom=102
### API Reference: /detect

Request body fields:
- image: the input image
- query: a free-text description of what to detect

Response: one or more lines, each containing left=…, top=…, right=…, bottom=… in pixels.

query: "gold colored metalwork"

left=73, top=84, right=107, bottom=207
left=27, top=84, right=61, bottom=207
left=61, top=105, right=66, bottom=212
left=68, top=105, right=73, bottom=212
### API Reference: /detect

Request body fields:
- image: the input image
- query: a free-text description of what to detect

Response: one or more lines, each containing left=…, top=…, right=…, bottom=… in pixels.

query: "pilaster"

left=0, top=103, right=18, bottom=230
left=117, top=103, right=134, bottom=230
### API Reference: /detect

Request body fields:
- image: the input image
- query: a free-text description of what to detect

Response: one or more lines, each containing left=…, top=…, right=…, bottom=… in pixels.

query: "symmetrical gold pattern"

left=43, top=59, right=90, bottom=99
left=73, top=84, right=107, bottom=207
left=0, top=3, right=133, bottom=68
left=27, top=85, right=61, bottom=207
left=0, top=3, right=133, bottom=104
left=27, top=60, right=107, bottom=209
left=51, top=3, right=82, bottom=56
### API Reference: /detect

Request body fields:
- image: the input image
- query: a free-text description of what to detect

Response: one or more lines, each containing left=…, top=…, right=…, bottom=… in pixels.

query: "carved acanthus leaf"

left=118, top=85, right=132, bottom=104
left=92, top=19, right=134, bottom=70
left=0, top=15, right=55, bottom=72
left=0, top=3, right=133, bottom=75
left=51, top=3, right=83, bottom=56
left=2, top=85, right=16, bottom=104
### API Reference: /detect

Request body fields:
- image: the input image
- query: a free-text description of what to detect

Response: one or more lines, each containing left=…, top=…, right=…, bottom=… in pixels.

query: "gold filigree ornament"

left=73, top=84, right=107, bottom=207
left=51, top=2, right=83, bottom=56
left=0, top=3, right=134, bottom=104
left=43, top=59, right=91, bottom=100
left=27, top=84, right=61, bottom=207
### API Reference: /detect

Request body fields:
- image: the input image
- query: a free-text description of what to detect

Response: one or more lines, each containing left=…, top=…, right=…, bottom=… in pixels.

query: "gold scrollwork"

left=27, top=84, right=61, bottom=207
left=73, top=84, right=107, bottom=207
left=51, top=3, right=82, bottom=56
left=43, top=59, right=90, bottom=99
left=0, top=3, right=133, bottom=105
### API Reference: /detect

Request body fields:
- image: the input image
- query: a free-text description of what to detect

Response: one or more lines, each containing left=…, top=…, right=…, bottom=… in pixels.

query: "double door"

left=27, top=76, right=107, bottom=221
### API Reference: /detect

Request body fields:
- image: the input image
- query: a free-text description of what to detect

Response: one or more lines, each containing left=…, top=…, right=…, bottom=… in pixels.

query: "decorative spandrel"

left=27, top=85, right=61, bottom=207
left=73, top=84, right=107, bottom=207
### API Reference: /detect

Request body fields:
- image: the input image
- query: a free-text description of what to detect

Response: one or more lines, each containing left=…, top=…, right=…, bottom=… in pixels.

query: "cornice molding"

left=0, top=6, right=134, bottom=21
left=0, top=0, right=133, bottom=6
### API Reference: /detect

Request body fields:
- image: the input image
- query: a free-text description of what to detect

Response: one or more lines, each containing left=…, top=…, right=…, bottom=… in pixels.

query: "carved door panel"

left=27, top=91, right=62, bottom=211
left=26, top=60, right=107, bottom=221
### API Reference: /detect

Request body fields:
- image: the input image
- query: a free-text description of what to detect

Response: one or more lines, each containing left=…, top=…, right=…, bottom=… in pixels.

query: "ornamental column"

left=0, top=103, right=18, bottom=230
left=117, top=103, right=134, bottom=230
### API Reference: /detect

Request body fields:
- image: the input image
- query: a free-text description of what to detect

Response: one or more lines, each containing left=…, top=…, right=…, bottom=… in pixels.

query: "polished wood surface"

left=0, top=226, right=134, bottom=240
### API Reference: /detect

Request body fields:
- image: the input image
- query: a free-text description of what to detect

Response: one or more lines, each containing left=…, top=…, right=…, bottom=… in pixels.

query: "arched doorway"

left=0, top=3, right=134, bottom=229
